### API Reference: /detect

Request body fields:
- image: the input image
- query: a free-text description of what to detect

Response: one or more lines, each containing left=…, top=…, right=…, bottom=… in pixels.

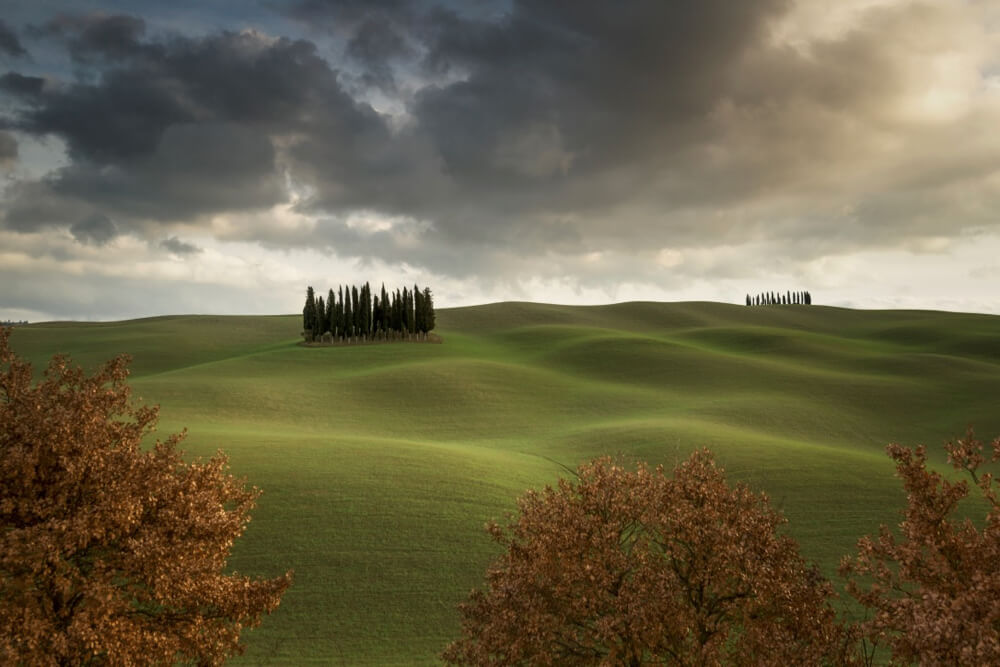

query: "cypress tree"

left=406, top=287, right=415, bottom=335
left=358, top=284, right=367, bottom=339
left=350, top=285, right=359, bottom=336
left=334, top=286, right=342, bottom=338
left=316, top=295, right=325, bottom=332
left=415, top=286, right=425, bottom=334
left=303, top=286, right=317, bottom=341
left=341, top=285, right=348, bottom=336
left=364, top=282, right=372, bottom=338
left=359, top=283, right=367, bottom=338
left=356, top=283, right=363, bottom=336
left=344, top=288, right=353, bottom=339
left=413, top=284, right=423, bottom=334
left=302, top=287, right=311, bottom=333
left=326, top=289, right=335, bottom=333
left=423, top=287, right=436, bottom=332
left=379, top=284, right=387, bottom=331
left=388, top=291, right=395, bottom=333
left=394, top=289, right=402, bottom=333
left=400, top=288, right=408, bottom=333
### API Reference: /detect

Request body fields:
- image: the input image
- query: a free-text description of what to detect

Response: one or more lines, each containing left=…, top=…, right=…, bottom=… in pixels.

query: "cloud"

left=159, top=236, right=202, bottom=255
left=285, top=0, right=415, bottom=27
left=397, top=0, right=999, bottom=251
left=0, top=131, right=17, bottom=168
left=70, top=213, right=118, bottom=245
left=1, top=22, right=382, bottom=231
left=0, top=72, right=45, bottom=97
left=0, top=19, right=27, bottom=58
left=346, top=15, right=415, bottom=92
left=34, top=13, right=148, bottom=63
left=1, top=1, right=998, bottom=303
left=48, top=121, right=287, bottom=221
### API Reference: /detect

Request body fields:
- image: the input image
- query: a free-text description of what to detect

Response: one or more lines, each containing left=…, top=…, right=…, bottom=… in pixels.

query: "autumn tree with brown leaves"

left=0, top=328, right=291, bottom=665
left=840, top=429, right=1000, bottom=665
left=443, top=451, right=849, bottom=666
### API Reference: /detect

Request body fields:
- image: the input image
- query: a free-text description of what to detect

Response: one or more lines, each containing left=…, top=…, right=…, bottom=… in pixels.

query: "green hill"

left=9, top=302, right=1000, bottom=664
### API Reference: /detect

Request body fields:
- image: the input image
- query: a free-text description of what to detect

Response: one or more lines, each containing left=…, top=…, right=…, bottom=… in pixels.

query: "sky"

left=0, top=0, right=998, bottom=321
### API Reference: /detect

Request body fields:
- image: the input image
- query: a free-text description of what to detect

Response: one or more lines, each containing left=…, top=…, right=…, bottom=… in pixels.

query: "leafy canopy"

left=444, top=451, right=847, bottom=665
left=0, top=328, right=291, bottom=665
left=841, top=429, right=1000, bottom=664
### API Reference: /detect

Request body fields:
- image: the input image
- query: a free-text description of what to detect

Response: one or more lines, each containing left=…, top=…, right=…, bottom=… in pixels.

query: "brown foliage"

left=0, top=328, right=291, bottom=665
left=443, top=451, right=847, bottom=665
left=840, top=429, right=1000, bottom=664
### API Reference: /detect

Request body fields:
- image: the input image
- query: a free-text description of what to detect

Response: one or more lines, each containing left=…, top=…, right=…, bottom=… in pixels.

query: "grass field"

left=9, top=301, right=1000, bottom=664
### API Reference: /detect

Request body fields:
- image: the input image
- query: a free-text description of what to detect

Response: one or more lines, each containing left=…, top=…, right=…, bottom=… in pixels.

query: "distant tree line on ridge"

left=746, top=290, right=812, bottom=306
left=302, top=283, right=436, bottom=343
left=0, top=320, right=29, bottom=326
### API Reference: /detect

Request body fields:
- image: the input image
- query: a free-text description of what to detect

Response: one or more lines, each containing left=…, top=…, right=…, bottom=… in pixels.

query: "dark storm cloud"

left=373, top=0, right=997, bottom=260
left=276, top=0, right=814, bottom=251
left=48, top=122, right=286, bottom=221
left=418, top=0, right=787, bottom=156
left=5, top=17, right=347, bottom=163
left=0, top=18, right=401, bottom=230
left=285, top=0, right=413, bottom=25
left=0, top=20, right=28, bottom=58
left=2, top=1, right=800, bottom=235
left=14, top=71, right=185, bottom=163
left=0, top=73, right=45, bottom=97
left=1, top=0, right=997, bottom=287
left=1, top=180, right=87, bottom=232
left=283, top=0, right=496, bottom=93
left=159, top=236, right=201, bottom=255
left=34, top=13, right=148, bottom=63
left=346, top=16, right=414, bottom=91
left=0, top=131, right=17, bottom=167
left=70, top=213, right=118, bottom=245
left=291, top=0, right=799, bottom=247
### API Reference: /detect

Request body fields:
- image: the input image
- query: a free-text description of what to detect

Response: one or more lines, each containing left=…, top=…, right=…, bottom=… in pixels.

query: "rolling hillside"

left=9, top=302, right=1000, bottom=664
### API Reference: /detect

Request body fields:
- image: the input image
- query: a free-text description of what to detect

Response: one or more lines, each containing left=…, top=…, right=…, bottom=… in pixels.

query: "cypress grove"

left=744, top=290, right=812, bottom=306
left=301, top=284, right=437, bottom=343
